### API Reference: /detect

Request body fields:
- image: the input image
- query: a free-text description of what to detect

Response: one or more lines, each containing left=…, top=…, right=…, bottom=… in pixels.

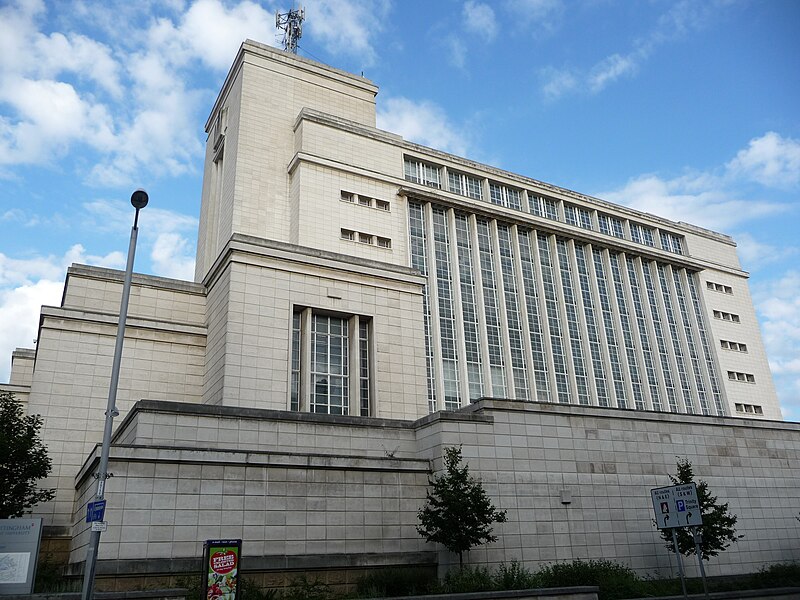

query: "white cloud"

left=598, top=173, right=786, bottom=233
left=445, top=36, right=468, bottom=70
left=463, top=1, right=498, bottom=42
left=305, top=0, right=390, bottom=67
left=151, top=233, right=196, bottom=280
left=81, top=199, right=197, bottom=280
left=505, top=0, right=563, bottom=31
left=752, top=270, right=800, bottom=421
left=733, top=232, right=799, bottom=271
left=377, top=97, right=472, bottom=157
left=540, top=67, right=578, bottom=101
left=0, top=243, right=127, bottom=382
left=726, top=132, right=800, bottom=189
left=539, top=0, right=727, bottom=100
left=0, top=279, right=64, bottom=383
left=587, top=52, right=641, bottom=93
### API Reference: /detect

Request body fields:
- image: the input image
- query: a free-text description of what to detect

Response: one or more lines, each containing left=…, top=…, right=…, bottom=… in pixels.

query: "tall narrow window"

left=498, top=225, right=528, bottom=400
left=609, top=253, right=645, bottom=409
left=455, top=214, right=484, bottom=400
left=593, top=249, right=627, bottom=408
left=310, top=315, right=349, bottom=415
left=291, top=312, right=301, bottom=411
left=556, top=239, right=590, bottom=404
left=359, top=321, right=370, bottom=416
left=538, top=235, right=570, bottom=402
left=518, top=230, right=550, bottom=401
left=409, top=202, right=437, bottom=411
left=658, top=264, right=693, bottom=413
left=477, top=219, right=507, bottom=396
left=576, top=245, right=609, bottom=406
left=432, top=208, right=461, bottom=409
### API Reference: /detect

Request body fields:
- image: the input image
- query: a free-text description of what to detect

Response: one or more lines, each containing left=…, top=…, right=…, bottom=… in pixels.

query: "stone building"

left=3, top=40, right=798, bottom=587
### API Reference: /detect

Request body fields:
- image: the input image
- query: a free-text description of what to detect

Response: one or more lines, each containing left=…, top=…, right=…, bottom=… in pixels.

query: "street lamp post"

left=81, top=190, right=149, bottom=600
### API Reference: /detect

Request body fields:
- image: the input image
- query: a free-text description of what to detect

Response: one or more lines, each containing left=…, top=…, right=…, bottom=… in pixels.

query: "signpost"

left=651, top=482, right=708, bottom=600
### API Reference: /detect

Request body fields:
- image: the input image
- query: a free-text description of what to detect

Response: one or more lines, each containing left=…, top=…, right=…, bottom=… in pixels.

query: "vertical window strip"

left=609, top=253, right=645, bottom=409
left=497, top=225, right=529, bottom=400
left=592, top=249, right=626, bottom=407
left=642, top=261, right=680, bottom=412
left=673, top=269, right=710, bottom=415
left=291, top=312, right=301, bottom=411
left=626, top=258, right=662, bottom=410
left=686, top=274, right=725, bottom=415
left=477, top=219, right=507, bottom=396
left=432, top=208, right=461, bottom=410
left=575, top=245, right=610, bottom=406
left=658, top=264, right=694, bottom=413
left=310, top=315, right=349, bottom=415
left=409, top=202, right=437, bottom=412
left=517, top=230, right=551, bottom=401
left=359, top=320, right=369, bottom=416
left=556, top=239, right=590, bottom=404
left=455, top=215, right=484, bottom=400
left=538, top=235, right=571, bottom=402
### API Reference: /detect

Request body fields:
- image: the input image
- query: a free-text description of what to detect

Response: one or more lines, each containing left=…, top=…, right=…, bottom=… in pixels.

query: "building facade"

left=3, top=40, right=798, bottom=585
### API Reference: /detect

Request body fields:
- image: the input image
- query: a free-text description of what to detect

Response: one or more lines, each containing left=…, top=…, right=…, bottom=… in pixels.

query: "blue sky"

left=1, top=0, right=798, bottom=419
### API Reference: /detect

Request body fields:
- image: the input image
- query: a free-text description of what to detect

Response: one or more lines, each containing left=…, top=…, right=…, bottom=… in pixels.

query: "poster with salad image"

left=203, top=539, right=241, bottom=600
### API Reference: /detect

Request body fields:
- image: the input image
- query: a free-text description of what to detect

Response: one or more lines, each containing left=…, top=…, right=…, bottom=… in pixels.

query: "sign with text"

left=86, top=500, right=106, bottom=523
left=202, top=539, right=241, bottom=600
left=651, top=483, right=702, bottom=529
left=0, top=518, right=43, bottom=595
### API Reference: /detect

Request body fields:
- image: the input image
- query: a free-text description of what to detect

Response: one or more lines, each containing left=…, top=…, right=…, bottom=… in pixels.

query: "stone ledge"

left=63, top=552, right=437, bottom=577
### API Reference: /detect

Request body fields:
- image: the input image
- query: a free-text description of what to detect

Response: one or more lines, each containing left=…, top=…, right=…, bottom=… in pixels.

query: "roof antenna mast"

left=276, top=7, right=305, bottom=54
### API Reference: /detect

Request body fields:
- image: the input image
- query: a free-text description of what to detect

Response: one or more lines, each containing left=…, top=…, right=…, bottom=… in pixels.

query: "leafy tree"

left=658, top=457, right=742, bottom=560
left=417, top=445, right=507, bottom=567
left=0, top=392, right=55, bottom=518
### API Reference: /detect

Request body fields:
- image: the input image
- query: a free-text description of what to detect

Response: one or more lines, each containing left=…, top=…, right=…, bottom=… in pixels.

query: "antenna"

left=276, top=7, right=305, bottom=54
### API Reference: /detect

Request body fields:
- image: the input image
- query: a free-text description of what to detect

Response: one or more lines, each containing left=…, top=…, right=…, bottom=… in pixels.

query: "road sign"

left=651, top=482, right=702, bottom=529
left=86, top=500, right=106, bottom=523
left=90, top=521, right=108, bottom=532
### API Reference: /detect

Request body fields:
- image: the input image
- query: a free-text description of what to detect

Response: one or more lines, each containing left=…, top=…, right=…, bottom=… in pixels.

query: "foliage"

left=354, top=567, right=437, bottom=597
left=283, top=575, right=336, bottom=600
left=535, top=560, right=640, bottom=600
left=750, top=562, right=800, bottom=588
left=658, top=458, right=742, bottom=560
left=416, top=445, right=507, bottom=566
left=0, top=392, right=55, bottom=518
left=33, top=555, right=79, bottom=594
left=437, top=565, right=495, bottom=593
left=494, top=560, right=539, bottom=590
left=239, top=577, right=278, bottom=600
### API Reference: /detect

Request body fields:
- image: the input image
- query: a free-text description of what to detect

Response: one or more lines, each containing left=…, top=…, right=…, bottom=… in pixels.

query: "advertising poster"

left=202, top=539, right=241, bottom=600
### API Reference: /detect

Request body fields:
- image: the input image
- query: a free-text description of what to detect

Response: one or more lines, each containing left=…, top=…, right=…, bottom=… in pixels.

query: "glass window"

left=448, top=171, right=483, bottom=200
left=404, top=157, right=441, bottom=188
left=310, top=315, right=349, bottom=415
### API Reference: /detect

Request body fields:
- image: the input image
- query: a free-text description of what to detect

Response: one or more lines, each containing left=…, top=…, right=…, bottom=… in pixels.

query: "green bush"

left=33, top=555, right=79, bottom=594
left=751, top=562, right=800, bottom=588
left=354, top=567, right=437, bottom=598
left=438, top=565, right=495, bottom=593
left=283, top=575, right=336, bottom=600
left=535, top=560, right=640, bottom=600
left=494, top=561, right=540, bottom=590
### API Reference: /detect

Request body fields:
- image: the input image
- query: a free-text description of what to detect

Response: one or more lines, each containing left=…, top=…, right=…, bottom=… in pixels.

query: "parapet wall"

left=69, top=400, right=800, bottom=580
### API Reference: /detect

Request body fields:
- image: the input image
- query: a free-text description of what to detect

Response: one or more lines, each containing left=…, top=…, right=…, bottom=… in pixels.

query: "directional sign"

left=651, top=483, right=702, bottom=529
left=86, top=499, right=107, bottom=523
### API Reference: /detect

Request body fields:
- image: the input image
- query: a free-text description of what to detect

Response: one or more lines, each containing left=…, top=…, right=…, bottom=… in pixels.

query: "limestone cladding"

left=201, top=236, right=429, bottom=419
left=23, top=267, right=207, bottom=530
left=69, top=399, right=800, bottom=579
